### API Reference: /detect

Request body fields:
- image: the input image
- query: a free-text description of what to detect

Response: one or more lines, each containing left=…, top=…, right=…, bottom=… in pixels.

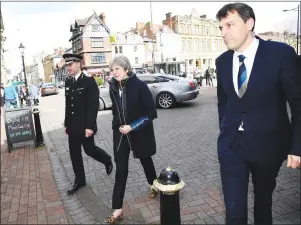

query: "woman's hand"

left=119, top=125, right=132, bottom=134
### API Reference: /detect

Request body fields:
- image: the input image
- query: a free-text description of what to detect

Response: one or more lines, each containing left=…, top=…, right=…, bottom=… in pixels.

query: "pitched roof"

left=76, top=18, right=89, bottom=26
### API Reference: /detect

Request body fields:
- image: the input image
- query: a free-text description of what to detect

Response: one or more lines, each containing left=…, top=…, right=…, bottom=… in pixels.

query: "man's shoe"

left=106, top=162, right=113, bottom=175
left=67, top=183, right=86, bottom=196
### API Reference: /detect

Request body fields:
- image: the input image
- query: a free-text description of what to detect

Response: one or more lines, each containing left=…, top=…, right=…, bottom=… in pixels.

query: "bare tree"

left=282, top=30, right=298, bottom=48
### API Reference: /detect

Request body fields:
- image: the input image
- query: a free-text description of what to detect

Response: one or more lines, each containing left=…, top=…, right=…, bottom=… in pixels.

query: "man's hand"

left=85, top=129, right=94, bottom=138
left=119, top=125, right=132, bottom=134
left=287, top=155, right=301, bottom=169
left=64, top=128, right=68, bottom=135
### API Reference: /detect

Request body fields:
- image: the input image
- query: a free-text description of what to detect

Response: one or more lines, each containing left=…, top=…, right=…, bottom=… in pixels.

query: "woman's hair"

left=109, top=56, right=132, bottom=72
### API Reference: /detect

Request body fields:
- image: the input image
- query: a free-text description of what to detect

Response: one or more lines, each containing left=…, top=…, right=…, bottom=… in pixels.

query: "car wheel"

left=157, top=92, right=175, bottom=109
left=99, top=98, right=105, bottom=111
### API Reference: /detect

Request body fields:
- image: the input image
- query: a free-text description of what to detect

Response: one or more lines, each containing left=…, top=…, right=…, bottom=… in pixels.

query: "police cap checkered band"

left=63, top=53, right=83, bottom=65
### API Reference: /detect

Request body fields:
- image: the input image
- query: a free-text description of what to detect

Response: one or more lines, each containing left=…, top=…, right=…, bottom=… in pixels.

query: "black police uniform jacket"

left=64, top=73, right=99, bottom=136
left=108, top=72, right=157, bottom=159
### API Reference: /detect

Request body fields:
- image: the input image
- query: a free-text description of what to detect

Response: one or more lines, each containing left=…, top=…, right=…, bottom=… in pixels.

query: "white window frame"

left=91, top=52, right=106, bottom=63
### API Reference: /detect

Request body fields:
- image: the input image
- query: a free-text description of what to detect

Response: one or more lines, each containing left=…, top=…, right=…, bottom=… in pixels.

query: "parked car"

left=98, top=73, right=199, bottom=110
left=57, top=81, right=64, bottom=88
left=98, top=85, right=113, bottom=111
left=41, top=83, right=59, bottom=96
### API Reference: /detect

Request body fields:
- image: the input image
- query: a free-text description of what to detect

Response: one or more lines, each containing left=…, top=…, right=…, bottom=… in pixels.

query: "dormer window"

left=92, top=25, right=100, bottom=31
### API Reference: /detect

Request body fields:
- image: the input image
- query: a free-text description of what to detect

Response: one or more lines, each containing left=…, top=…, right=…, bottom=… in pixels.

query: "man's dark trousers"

left=68, top=134, right=112, bottom=185
left=219, top=131, right=282, bottom=225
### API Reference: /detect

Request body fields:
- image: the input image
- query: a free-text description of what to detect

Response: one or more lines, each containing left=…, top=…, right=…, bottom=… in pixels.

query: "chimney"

left=164, top=12, right=173, bottom=30
left=99, top=12, right=106, bottom=24
left=166, top=12, right=172, bottom=19
left=136, top=22, right=145, bottom=36
left=59, top=48, right=64, bottom=56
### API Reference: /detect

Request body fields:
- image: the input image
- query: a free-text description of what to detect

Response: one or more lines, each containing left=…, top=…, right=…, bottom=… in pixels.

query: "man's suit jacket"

left=215, top=37, right=301, bottom=165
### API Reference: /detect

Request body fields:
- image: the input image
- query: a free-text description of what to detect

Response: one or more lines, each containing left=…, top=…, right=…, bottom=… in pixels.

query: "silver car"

left=98, top=73, right=199, bottom=110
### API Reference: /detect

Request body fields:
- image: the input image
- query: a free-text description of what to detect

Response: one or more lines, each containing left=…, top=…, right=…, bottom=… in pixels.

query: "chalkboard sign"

left=4, top=107, right=36, bottom=152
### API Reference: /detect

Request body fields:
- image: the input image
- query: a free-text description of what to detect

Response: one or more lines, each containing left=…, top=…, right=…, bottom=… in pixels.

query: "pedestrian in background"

left=105, top=56, right=158, bottom=224
left=1, top=83, right=4, bottom=108
left=63, top=53, right=113, bottom=196
left=3, top=82, right=18, bottom=109
left=215, top=3, right=301, bottom=225
left=205, top=67, right=214, bottom=87
left=29, top=84, right=40, bottom=106
left=18, top=84, right=27, bottom=107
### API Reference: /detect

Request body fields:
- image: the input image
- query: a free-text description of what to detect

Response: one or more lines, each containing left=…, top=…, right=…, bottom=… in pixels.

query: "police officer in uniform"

left=63, top=53, right=113, bottom=196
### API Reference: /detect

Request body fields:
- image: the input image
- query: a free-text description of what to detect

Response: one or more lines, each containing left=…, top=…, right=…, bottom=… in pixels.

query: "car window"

left=42, top=83, right=55, bottom=88
left=158, top=75, right=178, bottom=81
left=138, top=76, right=158, bottom=84
left=156, top=77, right=170, bottom=82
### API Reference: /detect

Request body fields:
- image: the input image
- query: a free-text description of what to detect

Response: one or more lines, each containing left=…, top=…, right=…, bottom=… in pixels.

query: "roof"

left=69, top=11, right=110, bottom=42
left=76, top=18, right=89, bottom=26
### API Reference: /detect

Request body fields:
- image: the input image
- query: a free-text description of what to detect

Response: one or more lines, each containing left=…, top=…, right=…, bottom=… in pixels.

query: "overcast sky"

left=1, top=1, right=299, bottom=75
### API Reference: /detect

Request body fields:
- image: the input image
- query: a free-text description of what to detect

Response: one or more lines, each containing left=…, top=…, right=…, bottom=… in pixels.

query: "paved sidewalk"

left=0, top=133, right=70, bottom=224
left=41, top=88, right=300, bottom=224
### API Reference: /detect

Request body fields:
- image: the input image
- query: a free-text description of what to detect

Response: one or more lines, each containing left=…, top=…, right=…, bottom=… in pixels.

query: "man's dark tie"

left=238, top=54, right=247, bottom=98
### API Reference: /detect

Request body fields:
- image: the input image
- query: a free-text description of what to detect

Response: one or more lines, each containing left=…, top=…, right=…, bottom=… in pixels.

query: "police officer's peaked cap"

left=63, top=53, right=83, bottom=65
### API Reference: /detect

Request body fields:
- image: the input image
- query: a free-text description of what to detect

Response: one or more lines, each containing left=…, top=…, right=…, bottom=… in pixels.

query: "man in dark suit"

left=215, top=3, right=301, bottom=225
left=63, top=53, right=113, bottom=196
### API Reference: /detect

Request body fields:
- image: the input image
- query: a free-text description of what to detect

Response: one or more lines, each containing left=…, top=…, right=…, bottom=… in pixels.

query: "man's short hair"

left=216, top=3, right=256, bottom=31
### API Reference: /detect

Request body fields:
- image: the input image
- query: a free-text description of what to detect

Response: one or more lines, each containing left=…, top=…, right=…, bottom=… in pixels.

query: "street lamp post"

left=19, top=43, right=31, bottom=106
left=283, top=4, right=300, bottom=55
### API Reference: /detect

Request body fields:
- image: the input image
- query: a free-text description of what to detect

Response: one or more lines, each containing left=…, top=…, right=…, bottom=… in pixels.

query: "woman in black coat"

left=105, top=56, right=158, bottom=224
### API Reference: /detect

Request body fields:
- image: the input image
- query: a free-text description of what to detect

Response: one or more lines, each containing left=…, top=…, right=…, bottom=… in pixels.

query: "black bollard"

left=153, top=167, right=185, bottom=225
left=32, top=108, right=45, bottom=147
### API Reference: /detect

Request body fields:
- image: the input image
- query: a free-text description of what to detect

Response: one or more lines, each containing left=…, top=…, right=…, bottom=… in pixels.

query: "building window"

left=206, top=26, right=210, bottom=35
left=194, top=39, right=198, bottom=52
left=135, top=57, right=139, bottom=64
left=91, top=38, right=103, bottom=48
left=181, top=39, right=185, bottom=51
left=214, top=40, right=217, bottom=51
left=206, top=39, right=211, bottom=52
left=186, top=25, right=190, bottom=34
left=92, top=25, right=100, bottom=31
left=201, top=40, right=205, bottom=52
left=179, top=24, right=184, bottom=33
left=134, top=46, right=137, bottom=52
left=91, top=25, right=100, bottom=37
left=91, top=53, right=106, bottom=63
left=115, top=46, right=118, bottom=54
left=72, top=42, right=76, bottom=53
left=119, top=46, right=123, bottom=53
left=208, top=59, right=212, bottom=67
left=191, top=25, right=195, bottom=34
left=201, top=26, right=204, bottom=34
left=78, top=40, right=82, bottom=50
left=195, top=25, right=199, bottom=34
left=218, top=39, right=222, bottom=52
left=187, top=39, right=191, bottom=51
